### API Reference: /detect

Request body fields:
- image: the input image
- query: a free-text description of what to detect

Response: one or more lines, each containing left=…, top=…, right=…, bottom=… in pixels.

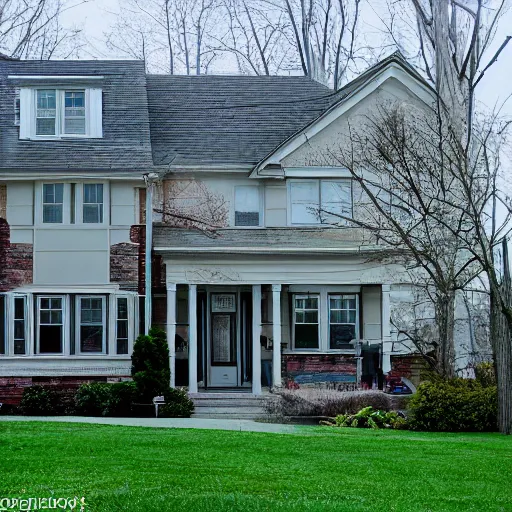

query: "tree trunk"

left=436, top=290, right=456, bottom=379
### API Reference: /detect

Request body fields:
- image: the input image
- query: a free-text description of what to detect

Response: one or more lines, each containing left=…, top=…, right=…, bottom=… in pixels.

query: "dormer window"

left=18, top=86, right=102, bottom=139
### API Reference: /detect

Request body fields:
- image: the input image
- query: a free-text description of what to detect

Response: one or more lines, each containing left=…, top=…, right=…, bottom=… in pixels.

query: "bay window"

left=293, top=295, right=320, bottom=349
left=13, top=296, right=27, bottom=355
left=289, top=179, right=352, bottom=225
left=116, top=297, right=129, bottom=355
left=38, top=297, right=64, bottom=354
left=78, top=296, right=106, bottom=353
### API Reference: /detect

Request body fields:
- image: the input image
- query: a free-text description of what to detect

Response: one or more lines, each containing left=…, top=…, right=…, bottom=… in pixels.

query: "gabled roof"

left=147, top=52, right=433, bottom=170
left=0, top=59, right=154, bottom=172
left=251, top=52, right=435, bottom=175
left=146, top=75, right=336, bottom=167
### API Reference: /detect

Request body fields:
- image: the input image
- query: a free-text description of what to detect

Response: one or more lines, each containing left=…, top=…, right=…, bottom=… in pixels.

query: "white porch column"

left=166, top=283, right=177, bottom=388
left=252, top=284, right=262, bottom=395
left=272, top=284, right=282, bottom=389
left=381, top=284, right=392, bottom=374
left=188, top=284, right=198, bottom=393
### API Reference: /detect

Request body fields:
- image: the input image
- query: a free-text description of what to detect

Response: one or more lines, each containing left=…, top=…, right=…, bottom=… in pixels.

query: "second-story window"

left=234, top=186, right=261, bottom=226
left=288, top=179, right=352, bottom=225
left=36, top=89, right=57, bottom=136
left=43, top=183, right=64, bottom=223
left=83, top=184, right=103, bottom=223
left=64, top=91, right=86, bottom=135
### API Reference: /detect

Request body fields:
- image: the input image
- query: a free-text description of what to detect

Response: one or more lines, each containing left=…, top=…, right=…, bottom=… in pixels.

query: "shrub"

left=474, top=362, right=496, bottom=388
left=265, top=389, right=392, bottom=418
left=104, top=381, right=139, bottom=417
left=131, top=327, right=170, bottom=402
left=408, top=379, right=498, bottom=432
left=75, top=382, right=112, bottom=416
left=19, top=386, right=57, bottom=416
left=330, top=406, right=407, bottom=430
left=159, top=388, right=194, bottom=418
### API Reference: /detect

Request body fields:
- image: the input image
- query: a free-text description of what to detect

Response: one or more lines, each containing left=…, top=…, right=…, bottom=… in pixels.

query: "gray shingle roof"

left=146, top=75, right=335, bottom=167
left=153, top=226, right=367, bottom=253
left=0, top=60, right=154, bottom=172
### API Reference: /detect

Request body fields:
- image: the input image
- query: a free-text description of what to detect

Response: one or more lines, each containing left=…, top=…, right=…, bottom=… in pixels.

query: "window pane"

left=117, top=339, right=128, bottom=355
left=36, top=90, right=56, bottom=136
left=14, top=297, right=24, bottom=319
left=304, top=297, right=318, bottom=309
left=40, top=311, right=50, bottom=324
left=39, top=325, right=62, bottom=353
left=50, top=297, right=62, bottom=310
left=320, top=181, right=352, bottom=221
left=304, top=311, right=318, bottom=323
left=64, top=91, right=86, bottom=135
left=290, top=181, right=320, bottom=225
left=51, top=310, right=62, bottom=324
left=330, top=325, right=356, bottom=349
left=80, top=325, right=103, bottom=352
left=65, top=118, right=86, bottom=135
left=37, top=90, right=56, bottom=109
left=117, top=298, right=128, bottom=320
left=294, top=324, right=319, bottom=349
left=43, top=205, right=63, bottom=223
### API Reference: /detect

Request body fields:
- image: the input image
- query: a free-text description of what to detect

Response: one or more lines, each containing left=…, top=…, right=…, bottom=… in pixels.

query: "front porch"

left=155, top=281, right=393, bottom=396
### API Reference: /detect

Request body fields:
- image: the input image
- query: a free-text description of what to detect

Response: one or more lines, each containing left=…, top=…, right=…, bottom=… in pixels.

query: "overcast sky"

left=61, top=0, right=512, bottom=116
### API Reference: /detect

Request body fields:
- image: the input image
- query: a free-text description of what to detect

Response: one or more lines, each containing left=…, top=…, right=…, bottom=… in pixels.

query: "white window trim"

left=36, top=295, right=69, bottom=355
left=287, top=178, right=353, bottom=227
left=35, top=181, right=109, bottom=226
left=3, top=294, right=32, bottom=357
left=76, top=295, right=107, bottom=356
left=290, top=289, right=360, bottom=353
left=232, top=184, right=264, bottom=228
left=19, top=87, right=102, bottom=140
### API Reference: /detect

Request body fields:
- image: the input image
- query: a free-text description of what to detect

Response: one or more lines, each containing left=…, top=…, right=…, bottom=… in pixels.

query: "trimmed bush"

left=104, top=381, right=139, bottom=417
left=131, top=327, right=170, bottom=402
left=75, top=382, right=112, bottom=416
left=19, top=386, right=57, bottom=416
left=159, top=387, right=194, bottom=418
left=408, top=379, right=498, bottom=432
left=265, top=389, right=392, bottom=418
left=329, top=406, right=407, bottom=430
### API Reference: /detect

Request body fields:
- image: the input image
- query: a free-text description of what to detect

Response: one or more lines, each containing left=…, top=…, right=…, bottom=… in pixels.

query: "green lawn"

left=0, top=422, right=511, bottom=512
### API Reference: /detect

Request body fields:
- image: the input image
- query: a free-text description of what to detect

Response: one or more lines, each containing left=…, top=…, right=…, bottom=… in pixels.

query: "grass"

left=0, top=422, right=511, bottom=512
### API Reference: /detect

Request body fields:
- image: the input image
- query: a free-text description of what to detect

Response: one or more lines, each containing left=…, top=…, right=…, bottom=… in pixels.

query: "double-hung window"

left=293, top=295, right=320, bottom=349
left=38, top=297, right=64, bottom=354
left=42, top=183, right=64, bottom=223
left=36, top=89, right=57, bottom=136
left=329, top=295, right=358, bottom=349
left=78, top=296, right=106, bottom=354
left=83, top=184, right=104, bottom=223
left=289, top=179, right=352, bottom=225
left=19, top=86, right=102, bottom=139
left=234, top=186, right=261, bottom=226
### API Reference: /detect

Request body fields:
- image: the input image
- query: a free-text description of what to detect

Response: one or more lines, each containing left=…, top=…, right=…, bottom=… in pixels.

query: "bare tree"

left=0, top=0, right=87, bottom=59
left=106, top=0, right=220, bottom=75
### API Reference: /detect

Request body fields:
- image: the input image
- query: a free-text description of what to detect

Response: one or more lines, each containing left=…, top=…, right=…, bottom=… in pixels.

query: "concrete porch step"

left=190, top=392, right=271, bottom=420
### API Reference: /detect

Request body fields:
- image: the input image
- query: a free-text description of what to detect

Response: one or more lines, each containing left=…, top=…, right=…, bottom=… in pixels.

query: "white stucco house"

left=0, top=52, right=451, bottom=404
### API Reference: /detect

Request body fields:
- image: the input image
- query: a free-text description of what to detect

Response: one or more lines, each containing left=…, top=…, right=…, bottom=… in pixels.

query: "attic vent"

left=14, top=88, right=20, bottom=126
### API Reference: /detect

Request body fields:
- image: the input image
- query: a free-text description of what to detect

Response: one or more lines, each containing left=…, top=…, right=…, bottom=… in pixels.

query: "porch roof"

left=153, top=226, right=377, bottom=254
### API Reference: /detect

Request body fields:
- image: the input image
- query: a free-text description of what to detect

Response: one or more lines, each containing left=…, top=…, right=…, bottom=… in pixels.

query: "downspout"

left=143, top=173, right=158, bottom=335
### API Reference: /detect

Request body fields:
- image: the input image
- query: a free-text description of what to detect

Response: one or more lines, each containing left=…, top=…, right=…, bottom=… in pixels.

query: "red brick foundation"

left=282, top=354, right=357, bottom=389
left=0, top=376, right=130, bottom=406
left=389, top=355, right=426, bottom=387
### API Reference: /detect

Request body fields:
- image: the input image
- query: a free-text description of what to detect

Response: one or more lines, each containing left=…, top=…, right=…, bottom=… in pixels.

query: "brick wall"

left=110, top=242, right=139, bottom=291
left=0, top=219, right=33, bottom=292
left=389, top=354, right=426, bottom=387
left=0, top=376, right=129, bottom=406
left=282, top=354, right=357, bottom=389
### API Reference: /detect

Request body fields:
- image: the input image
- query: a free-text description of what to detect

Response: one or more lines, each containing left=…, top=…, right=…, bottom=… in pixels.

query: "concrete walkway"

left=0, top=415, right=300, bottom=434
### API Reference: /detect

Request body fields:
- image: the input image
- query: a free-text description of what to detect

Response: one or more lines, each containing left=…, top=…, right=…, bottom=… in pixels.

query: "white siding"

left=6, top=182, right=33, bottom=226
